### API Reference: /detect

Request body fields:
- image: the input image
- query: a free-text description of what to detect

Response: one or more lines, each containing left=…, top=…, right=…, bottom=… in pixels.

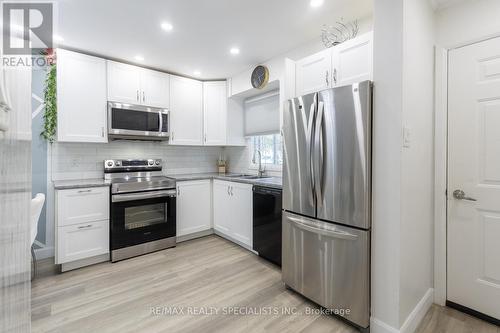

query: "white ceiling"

left=54, top=0, right=372, bottom=79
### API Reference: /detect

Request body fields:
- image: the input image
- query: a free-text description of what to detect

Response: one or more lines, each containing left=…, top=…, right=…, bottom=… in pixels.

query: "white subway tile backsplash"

left=50, top=141, right=225, bottom=180
left=50, top=140, right=282, bottom=181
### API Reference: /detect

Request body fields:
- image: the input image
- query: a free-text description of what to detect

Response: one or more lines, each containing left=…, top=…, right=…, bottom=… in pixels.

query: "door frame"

left=434, top=33, right=500, bottom=306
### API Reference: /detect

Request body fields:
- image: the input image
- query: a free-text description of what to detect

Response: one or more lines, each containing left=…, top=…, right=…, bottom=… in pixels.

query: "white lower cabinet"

left=57, top=220, right=109, bottom=264
left=176, top=180, right=212, bottom=237
left=213, top=180, right=252, bottom=248
left=55, top=186, right=110, bottom=267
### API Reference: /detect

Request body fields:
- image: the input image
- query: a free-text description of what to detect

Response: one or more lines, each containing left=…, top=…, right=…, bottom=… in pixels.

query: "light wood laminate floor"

left=32, top=235, right=499, bottom=333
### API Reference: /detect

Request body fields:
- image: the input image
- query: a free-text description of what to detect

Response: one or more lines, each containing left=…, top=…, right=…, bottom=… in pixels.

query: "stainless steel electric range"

left=104, top=159, right=176, bottom=262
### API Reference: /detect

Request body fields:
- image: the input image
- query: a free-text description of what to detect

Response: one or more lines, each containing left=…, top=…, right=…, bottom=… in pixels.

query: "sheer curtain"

left=0, top=43, right=32, bottom=332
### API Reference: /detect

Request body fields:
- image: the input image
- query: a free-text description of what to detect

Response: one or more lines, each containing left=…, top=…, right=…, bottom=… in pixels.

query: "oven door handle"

left=112, top=189, right=177, bottom=202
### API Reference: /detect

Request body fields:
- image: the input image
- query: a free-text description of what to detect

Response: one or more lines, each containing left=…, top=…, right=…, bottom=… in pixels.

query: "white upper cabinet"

left=140, top=68, right=170, bottom=108
left=107, top=61, right=170, bottom=108
left=294, top=31, right=373, bottom=96
left=176, top=180, right=212, bottom=237
left=57, top=49, right=107, bottom=143
left=333, top=31, right=373, bottom=86
left=203, top=81, right=227, bottom=146
left=295, top=48, right=332, bottom=96
left=107, top=61, right=142, bottom=104
left=169, top=75, right=203, bottom=145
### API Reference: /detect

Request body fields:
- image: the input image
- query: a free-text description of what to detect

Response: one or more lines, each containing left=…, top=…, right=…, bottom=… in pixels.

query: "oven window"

left=112, top=108, right=160, bottom=132
left=124, top=203, right=165, bottom=229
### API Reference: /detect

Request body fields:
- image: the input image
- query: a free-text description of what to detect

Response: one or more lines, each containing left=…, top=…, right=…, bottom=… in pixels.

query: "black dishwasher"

left=253, top=186, right=282, bottom=266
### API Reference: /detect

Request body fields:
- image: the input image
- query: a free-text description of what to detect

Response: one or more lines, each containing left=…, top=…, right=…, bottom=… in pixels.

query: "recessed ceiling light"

left=310, top=0, right=324, bottom=8
left=193, top=70, right=201, bottom=76
left=134, top=55, right=144, bottom=61
left=53, top=35, right=64, bottom=42
left=161, top=22, right=173, bottom=32
left=230, top=47, right=240, bottom=55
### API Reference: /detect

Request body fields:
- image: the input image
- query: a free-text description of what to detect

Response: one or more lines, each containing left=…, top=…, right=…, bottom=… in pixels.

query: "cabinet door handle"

left=177, top=186, right=180, bottom=196
left=142, top=91, right=145, bottom=103
left=101, top=127, right=105, bottom=137
left=333, top=68, right=337, bottom=85
left=325, top=70, right=329, bottom=86
left=78, top=224, right=93, bottom=229
left=227, top=186, right=230, bottom=196
left=77, top=189, right=92, bottom=193
left=204, top=133, right=207, bottom=143
left=230, top=186, right=234, bottom=196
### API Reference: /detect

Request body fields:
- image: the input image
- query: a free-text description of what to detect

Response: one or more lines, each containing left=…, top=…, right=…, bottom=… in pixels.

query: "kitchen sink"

left=238, top=175, right=272, bottom=180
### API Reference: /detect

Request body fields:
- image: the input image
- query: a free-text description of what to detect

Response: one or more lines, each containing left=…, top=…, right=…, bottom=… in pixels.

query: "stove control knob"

left=107, top=161, right=114, bottom=167
left=148, top=160, right=154, bottom=166
left=155, top=160, right=160, bottom=166
left=115, top=161, right=121, bottom=166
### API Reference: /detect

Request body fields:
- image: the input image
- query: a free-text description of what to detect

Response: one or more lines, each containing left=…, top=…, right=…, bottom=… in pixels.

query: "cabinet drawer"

left=56, top=220, right=109, bottom=264
left=57, top=186, right=109, bottom=226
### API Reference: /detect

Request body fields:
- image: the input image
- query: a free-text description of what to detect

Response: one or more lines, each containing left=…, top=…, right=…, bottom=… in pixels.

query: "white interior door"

left=448, top=36, right=500, bottom=320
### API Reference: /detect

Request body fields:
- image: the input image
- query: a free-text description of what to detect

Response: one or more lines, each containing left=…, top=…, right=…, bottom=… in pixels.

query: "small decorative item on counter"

left=217, top=155, right=227, bottom=174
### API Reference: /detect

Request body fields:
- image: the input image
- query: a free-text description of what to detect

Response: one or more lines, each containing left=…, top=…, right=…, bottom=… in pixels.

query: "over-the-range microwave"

left=108, top=102, right=169, bottom=141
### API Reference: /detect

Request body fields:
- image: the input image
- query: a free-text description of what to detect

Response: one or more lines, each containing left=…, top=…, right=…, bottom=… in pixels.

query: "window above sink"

left=249, top=133, right=283, bottom=171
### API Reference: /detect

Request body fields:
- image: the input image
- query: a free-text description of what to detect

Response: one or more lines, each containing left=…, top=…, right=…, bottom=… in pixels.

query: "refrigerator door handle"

left=287, top=216, right=358, bottom=240
left=314, top=101, right=325, bottom=207
left=306, top=99, right=316, bottom=206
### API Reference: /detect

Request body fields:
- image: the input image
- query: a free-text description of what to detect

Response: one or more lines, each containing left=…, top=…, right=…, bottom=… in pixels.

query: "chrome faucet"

left=253, top=150, right=266, bottom=177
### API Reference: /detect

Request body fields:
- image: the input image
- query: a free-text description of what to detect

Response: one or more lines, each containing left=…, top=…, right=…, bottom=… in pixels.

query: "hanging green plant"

left=41, top=50, right=57, bottom=143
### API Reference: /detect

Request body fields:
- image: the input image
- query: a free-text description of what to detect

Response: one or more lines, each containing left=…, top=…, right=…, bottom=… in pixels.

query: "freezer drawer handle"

left=287, top=216, right=358, bottom=240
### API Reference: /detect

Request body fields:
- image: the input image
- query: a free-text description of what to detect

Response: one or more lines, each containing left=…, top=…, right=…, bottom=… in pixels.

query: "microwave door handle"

left=159, top=111, right=163, bottom=133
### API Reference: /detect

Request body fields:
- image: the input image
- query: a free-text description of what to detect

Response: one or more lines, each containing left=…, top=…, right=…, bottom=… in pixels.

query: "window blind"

left=244, top=90, right=280, bottom=136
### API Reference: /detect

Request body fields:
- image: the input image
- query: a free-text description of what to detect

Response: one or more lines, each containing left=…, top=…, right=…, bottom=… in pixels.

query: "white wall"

left=371, top=0, right=436, bottom=332
left=400, top=0, right=436, bottom=326
left=436, top=0, right=500, bottom=47
left=371, top=0, right=404, bottom=329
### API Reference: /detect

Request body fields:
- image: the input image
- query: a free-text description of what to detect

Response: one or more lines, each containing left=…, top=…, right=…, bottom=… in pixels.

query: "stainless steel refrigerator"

left=282, top=81, right=372, bottom=330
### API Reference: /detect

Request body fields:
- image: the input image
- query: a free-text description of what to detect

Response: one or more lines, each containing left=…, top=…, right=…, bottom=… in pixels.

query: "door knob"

left=452, top=189, right=477, bottom=202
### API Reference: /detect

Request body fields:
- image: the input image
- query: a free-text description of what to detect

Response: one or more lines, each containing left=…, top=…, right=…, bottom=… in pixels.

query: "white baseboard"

left=370, top=317, right=399, bottom=333
left=371, top=288, right=434, bottom=333
left=400, top=288, right=434, bottom=333
left=34, top=245, right=54, bottom=260
left=177, top=229, right=214, bottom=243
